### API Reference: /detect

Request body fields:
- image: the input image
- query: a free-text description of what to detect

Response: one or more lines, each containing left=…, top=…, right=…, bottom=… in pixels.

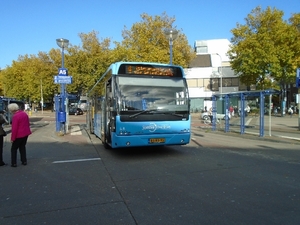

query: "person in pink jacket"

left=8, top=103, right=32, bottom=167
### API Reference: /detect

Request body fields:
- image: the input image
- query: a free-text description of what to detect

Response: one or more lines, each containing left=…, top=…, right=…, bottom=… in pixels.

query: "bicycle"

left=203, top=115, right=220, bottom=125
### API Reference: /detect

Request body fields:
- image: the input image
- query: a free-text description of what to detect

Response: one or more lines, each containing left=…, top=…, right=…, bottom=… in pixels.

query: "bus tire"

left=103, top=141, right=111, bottom=149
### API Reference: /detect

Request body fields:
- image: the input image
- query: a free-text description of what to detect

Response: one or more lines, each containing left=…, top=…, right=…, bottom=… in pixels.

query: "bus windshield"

left=116, top=76, right=189, bottom=112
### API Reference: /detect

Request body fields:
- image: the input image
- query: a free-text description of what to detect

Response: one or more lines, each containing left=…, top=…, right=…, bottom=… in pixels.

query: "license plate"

left=149, top=138, right=165, bottom=144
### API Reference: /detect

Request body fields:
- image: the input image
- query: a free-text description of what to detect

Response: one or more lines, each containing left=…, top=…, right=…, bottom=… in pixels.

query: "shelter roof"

left=213, top=89, right=280, bottom=97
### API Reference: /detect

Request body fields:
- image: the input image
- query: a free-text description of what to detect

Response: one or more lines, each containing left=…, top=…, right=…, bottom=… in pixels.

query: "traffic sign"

left=54, top=76, right=72, bottom=84
left=58, top=68, right=68, bottom=76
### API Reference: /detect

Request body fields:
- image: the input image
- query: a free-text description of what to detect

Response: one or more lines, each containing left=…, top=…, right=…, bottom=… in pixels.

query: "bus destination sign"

left=126, top=65, right=174, bottom=76
left=116, top=63, right=183, bottom=77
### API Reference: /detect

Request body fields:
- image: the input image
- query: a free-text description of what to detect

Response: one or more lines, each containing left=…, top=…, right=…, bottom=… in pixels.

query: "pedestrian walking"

left=229, top=106, right=234, bottom=117
left=0, top=110, right=8, bottom=166
left=8, top=103, right=32, bottom=167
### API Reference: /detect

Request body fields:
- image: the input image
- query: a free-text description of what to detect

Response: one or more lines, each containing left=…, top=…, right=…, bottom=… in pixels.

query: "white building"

left=185, top=39, right=248, bottom=112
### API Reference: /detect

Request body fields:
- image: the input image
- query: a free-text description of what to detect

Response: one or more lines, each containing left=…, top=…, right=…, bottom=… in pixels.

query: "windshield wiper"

left=129, top=109, right=158, bottom=118
left=129, top=110, right=186, bottom=118
left=162, top=112, right=186, bottom=118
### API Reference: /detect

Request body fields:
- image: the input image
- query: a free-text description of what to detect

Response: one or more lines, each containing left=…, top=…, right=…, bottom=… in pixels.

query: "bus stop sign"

left=54, top=76, right=73, bottom=84
left=58, top=68, right=68, bottom=76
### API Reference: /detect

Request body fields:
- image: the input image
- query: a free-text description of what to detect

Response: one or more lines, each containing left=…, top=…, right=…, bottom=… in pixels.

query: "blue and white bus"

left=86, top=62, right=191, bottom=149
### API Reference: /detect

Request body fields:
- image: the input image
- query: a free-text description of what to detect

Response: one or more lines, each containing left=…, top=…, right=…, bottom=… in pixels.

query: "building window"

left=196, top=46, right=208, bottom=54
left=211, top=78, right=219, bottom=91
left=187, top=79, right=197, bottom=87
left=232, top=78, right=239, bottom=86
left=223, top=78, right=232, bottom=87
left=197, top=78, right=203, bottom=87
left=203, top=78, right=210, bottom=91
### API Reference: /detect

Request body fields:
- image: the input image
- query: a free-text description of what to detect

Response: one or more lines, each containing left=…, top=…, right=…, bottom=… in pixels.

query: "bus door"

left=101, top=79, right=114, bottom=146
left=100, top=97, right=106, bottom=142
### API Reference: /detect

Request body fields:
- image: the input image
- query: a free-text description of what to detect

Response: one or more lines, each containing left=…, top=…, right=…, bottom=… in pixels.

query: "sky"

left=0, top=0, right=298, bottom=69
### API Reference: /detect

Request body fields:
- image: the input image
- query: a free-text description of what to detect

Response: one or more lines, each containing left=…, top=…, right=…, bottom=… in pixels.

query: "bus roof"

left=88, top=62, right=185, bottom=96
left=107, top=61, right=184, bottom=77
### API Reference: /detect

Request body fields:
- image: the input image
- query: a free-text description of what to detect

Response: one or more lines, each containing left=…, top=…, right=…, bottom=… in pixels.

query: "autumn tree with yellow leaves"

left=0, top=12, right=195, bottom=102
left=228, top=6, right=300, bottom=90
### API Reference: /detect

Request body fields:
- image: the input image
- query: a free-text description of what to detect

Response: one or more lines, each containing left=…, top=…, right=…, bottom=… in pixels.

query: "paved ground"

left=20, top=110, right=300, bottom=144
left=192, top=112, right=300, bottom=143
left=1, top=111, right=299, bottom=225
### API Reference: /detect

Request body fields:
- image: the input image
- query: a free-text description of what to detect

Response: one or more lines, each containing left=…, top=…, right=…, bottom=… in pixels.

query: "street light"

left=56, top=38, right=69, bottom=68
left=56, top=38, right=69, bottom=134
left=212, top=53, right=223, bottom=99
left=164, top=28, right=178, bottom=65
left=40, top=79, right=43, bottom=114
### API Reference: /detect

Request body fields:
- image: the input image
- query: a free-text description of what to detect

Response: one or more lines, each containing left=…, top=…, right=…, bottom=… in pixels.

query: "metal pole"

left=62, top=47, right=64, bottom=67
left=40, top=79, right=43, bottom=114
left=216, top=53, right=222, bottom=99
left=169, top=38, right=173, bottom=65
left=61, top=47, right=66, bottom=134
left=269, top=94, right=272, bottom=136
left=55, top=38, right=69, bottom=135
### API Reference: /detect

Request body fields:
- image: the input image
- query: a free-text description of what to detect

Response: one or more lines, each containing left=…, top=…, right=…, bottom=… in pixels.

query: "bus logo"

left=142, top=123, right=171, bottom=132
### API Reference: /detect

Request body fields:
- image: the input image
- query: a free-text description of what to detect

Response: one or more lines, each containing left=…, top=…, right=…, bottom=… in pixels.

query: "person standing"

left=288, top=106, right=293, bottom=118
left=0, top=110, right=8, bottom=166
left=245, top=105, right=251, bottom=116
left=8, top=103, right=32, bottom=167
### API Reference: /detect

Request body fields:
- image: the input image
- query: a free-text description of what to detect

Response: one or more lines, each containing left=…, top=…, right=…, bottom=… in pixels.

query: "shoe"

left=0, top=162, right=6, bottom=166
left=11, top=164, right=17, bottom=167
left=22, top=162, right=27, bottom=165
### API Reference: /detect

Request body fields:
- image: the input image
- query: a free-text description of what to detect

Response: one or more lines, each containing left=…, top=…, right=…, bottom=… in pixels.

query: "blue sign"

left=58, top=68, right=68, bottom=76
left=296, top=68, right=300, bottom=88
left=54, top=76, right=72, bottom=84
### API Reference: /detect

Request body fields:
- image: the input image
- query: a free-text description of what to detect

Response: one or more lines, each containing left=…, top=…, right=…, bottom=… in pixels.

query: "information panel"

left=54, top=76, right=72, bottom=84
left=118, top=63, right=183, bottom=77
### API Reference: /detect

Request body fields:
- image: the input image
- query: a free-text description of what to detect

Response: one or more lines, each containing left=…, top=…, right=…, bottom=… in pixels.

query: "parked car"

left=36, top=102, right=53, bottom=111
left=78, top=99, right=88, bottom=111
left=69, top=107, right=83, bottom=116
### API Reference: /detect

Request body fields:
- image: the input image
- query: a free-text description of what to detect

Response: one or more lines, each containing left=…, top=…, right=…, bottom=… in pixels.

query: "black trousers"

left=11, top=136, right=28, bottom=165
left=0, top=136, right=3, bottom=163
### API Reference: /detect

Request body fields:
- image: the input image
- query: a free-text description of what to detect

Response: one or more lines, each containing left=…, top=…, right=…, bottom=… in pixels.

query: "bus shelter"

left=211, top=89, right=280, bottom=137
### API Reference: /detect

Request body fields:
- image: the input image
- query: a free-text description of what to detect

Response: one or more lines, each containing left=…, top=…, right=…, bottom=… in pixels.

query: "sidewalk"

left=191, top=112, right=300, bottom=142
left=4, top=110, right=89, bottom=144
left=20, top=110, right=300, bottom=143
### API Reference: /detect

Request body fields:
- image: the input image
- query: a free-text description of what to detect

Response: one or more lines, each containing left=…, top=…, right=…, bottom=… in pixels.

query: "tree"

left=65, top=31, right=114, bottom=95
left=113, top=12, right=195, bottom=68
left=0, top=13, right=195, bottom=101
left=1, top=53, right=57, bottom=103
left=228, top=6, right=300, bottom=89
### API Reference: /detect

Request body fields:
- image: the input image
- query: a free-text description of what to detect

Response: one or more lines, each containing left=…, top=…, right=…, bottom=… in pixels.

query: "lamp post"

left=212, top=53, right=223, bottom=99
left=164, top=28, right=178, bottom=65
left=40, top=79, right=43, bottom=114
left=56, top=38, right=69, bottom=134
